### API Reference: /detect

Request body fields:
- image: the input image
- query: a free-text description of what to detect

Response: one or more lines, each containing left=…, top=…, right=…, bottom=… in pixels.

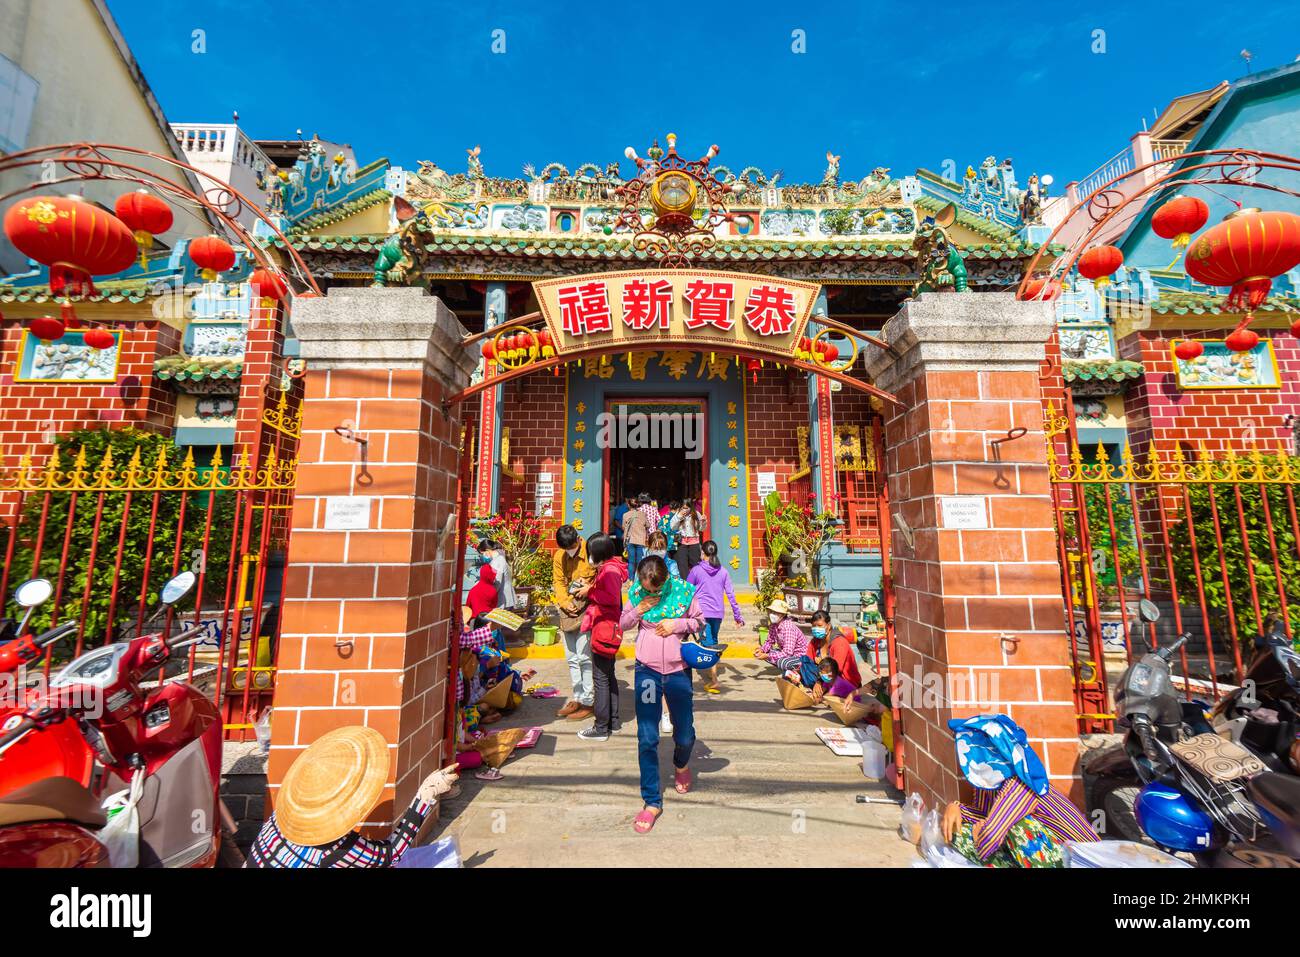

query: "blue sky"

left=110, top=0, right=1297, bottom=190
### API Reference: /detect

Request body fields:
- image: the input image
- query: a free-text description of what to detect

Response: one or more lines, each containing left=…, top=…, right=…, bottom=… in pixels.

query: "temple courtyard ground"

left=437, top=642, right=917, bottom=868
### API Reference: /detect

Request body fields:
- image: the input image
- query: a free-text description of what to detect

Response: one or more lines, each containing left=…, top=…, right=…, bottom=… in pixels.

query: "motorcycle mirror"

left=13, top=578, right=53, bottom=609
left=1137, top=599, right=1161, bottom=624
left=160, top=572, right=196, bottom=606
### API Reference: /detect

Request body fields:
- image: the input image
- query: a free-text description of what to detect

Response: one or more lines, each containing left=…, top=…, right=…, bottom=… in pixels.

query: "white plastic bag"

left=254, top=709, right=272, bottom=755
left=99, top=770, right=144, bottom=869
left=919, top=808, right=946, bottom=859
left=898, top=791, right=925, bottom=844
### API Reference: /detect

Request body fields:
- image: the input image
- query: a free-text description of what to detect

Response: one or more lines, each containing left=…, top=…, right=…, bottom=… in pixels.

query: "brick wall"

left=745, top=366, right=811, bottom=574
left=1121, top=328, right=1300, bottom=458
left=498, top=370, right=567, bottom=537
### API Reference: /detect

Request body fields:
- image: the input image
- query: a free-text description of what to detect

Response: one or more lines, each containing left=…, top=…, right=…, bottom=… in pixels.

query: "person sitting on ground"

left=645, top=530, right=679, bottom=577
left=756, top=599, right=809, bottom=671
left=939, top=714, right=1097, bottom=867
left=815, top=658, right=861, bottom=700
left=552, top=524, right=596, bottom=720
left=248, top=726, right=459, bottom=868
left=806, top=610, right=862, bottom=703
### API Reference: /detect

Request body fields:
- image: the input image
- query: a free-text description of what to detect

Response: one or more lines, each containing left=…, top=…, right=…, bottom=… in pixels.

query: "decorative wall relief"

left=16, top=331, right=121, bottom=383
left=1173, top=340, right=1281, bottom=390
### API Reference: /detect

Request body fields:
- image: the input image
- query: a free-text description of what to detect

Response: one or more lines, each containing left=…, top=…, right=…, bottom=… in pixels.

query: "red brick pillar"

left=863, top=293, right=1081, bottom=808
left=269, top=287, right=474, bottom=828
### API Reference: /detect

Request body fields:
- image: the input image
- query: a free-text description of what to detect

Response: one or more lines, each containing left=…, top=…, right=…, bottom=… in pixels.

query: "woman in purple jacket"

left=621, top=554, right=705, bottom=834
left=685, top=540, right=744, bottom=693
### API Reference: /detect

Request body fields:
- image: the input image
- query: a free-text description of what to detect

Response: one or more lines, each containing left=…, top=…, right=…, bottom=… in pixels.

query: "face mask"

left=769, top=614, right=782, bottom=625
left=811, top=627, right=827, bottom=638
left=821, top=673, right=834, bottom=684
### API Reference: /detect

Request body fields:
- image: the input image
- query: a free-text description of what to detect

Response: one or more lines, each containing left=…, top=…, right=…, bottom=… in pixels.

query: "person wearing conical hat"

left=755, top=599, right=809, bottom=670
left=247, top=726, right=459, bottom=868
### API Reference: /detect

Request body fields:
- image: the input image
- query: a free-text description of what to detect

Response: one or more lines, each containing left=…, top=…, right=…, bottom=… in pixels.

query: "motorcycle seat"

left=0, top=776, right=106, bottom=829
left=1247, top=772, right=1300, bottom=859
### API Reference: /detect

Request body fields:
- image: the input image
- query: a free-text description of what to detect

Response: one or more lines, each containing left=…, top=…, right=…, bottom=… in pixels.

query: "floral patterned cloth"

left=950, top=817, right=1065, bottom=868
left=627, top=575, right=696, bottom=623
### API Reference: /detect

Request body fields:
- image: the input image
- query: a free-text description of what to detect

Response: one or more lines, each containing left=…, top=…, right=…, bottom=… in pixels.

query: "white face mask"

left=769, top=613, right=782, bottom=625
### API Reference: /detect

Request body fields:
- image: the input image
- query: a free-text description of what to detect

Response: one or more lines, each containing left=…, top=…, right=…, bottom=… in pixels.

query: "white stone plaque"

left=324, top=496, right=372, bottom=530
left=757, top=472, right=777, bottom=496
left=940, top=496, right=989, bottom=530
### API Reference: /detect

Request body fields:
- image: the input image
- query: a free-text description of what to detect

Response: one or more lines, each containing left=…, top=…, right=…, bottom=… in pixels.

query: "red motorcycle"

left=0, top=578, right=92, bottom=796
left=0, top=572, right=236, bottom=868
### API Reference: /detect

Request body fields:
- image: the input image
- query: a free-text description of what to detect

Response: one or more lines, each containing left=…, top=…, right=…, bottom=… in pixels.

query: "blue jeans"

left=626, top=543, right=645, bottom=573
left=702, top=617, right=722, bottom=648
left=633, top=662, right=695, bottom=808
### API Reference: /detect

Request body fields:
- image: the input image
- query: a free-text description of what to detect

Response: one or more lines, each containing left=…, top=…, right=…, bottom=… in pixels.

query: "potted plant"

left=762, top=491, right=839, bottom=617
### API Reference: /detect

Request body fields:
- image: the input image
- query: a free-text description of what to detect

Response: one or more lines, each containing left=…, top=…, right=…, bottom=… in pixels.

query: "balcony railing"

left=1076, top=147, right=1135, bottom=200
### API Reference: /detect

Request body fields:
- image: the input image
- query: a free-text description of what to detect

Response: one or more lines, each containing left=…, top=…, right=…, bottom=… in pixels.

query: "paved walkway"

left=437, top=653, right=917, bottom=868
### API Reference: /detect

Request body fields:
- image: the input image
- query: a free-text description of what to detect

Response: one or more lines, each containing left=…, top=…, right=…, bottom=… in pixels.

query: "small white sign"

left=538, top=472, right=553, bottom=483
left=535, top=482, right=554, bottom=497
left=757, top=472, right=777, bottom=496
left=940, top=496, right=989, bottom=530
left=324, top=495, right=372, bottom=530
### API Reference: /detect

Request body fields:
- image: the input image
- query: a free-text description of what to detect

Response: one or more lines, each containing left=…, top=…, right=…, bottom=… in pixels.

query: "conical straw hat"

left=277, top=726, right=390, bottom=846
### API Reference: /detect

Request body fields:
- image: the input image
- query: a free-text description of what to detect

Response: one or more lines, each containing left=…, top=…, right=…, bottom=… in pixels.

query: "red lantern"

left=1077, top=245, right=1124, bottom=288
left=1291, top=319, right=1300, bottom=340
left=1151, top=196, right=1208, bottom=250
left=745, top=357, right=761, bottom=383
left=481, top=339, right=496, bottom=362
left=1184, top=208, right=1300, bottom=318
left=29, top=316, right=66, bottom=342
left=114, top=191, right=173, bottom=267
left=1224, top=327, right=1260, bottom=354
left=189, top=235, right=236, bottom=281
left=1019, top=277, right=1061, bottom=302
left=248, top=267, right=289, bottom=302
left=82, top=328, right=116, bottom=350
left=1173, top=339, right=1203, bottom=362
left=819, top=340, right=838, bottom=364
left=3, top=195, right=137, bottom=298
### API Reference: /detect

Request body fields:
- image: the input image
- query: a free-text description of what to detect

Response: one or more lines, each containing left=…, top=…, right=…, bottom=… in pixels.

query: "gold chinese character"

left=575, top=401, right=586, bottom=415
left=728, top=515, right=740, bottom=528
left=726, top=419, right=737, bottom=431
left=727, top=495, right=739, bottom=508
left=729, top=535, right=740, bottom=550
left=728, top=477, right=738, bottom=489
left=572, top=459, right=584, bottom=473
left=574, top=421, right=586, bottom=433
left=628, top=350, right=654, bottom=381
left=727, top=402, right=737, bottom=415
left=697, top=353, right=730, bottom=382
left=729, top=557, right=740, bottom=570
left=584, top=360, right=613, bottom=379
left=572, top=479, right=584, bottom=492
left=728, top=436, right=738, bottom=450
left=573, top=499, right=583, bottom=512
left=658, top=350, right=694, bottom=380
left=572, top=518, right=584, bottom=531
left=726, top=457, right=738, bottom=470
left=573, top=439, right=585, bottom=451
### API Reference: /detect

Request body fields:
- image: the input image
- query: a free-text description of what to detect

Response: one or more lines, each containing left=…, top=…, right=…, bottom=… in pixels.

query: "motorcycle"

left=1210, top=615, right=1300, bottom=775
left=1089, top=599, right=1300, bottom=865
left=0, top=578, right=92, bottom=796
left=0, top=572, right=238, bottom=868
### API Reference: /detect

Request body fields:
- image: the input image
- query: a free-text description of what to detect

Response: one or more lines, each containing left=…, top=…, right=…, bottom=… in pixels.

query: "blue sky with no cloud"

left=109, top=0, right=1297, bottom=190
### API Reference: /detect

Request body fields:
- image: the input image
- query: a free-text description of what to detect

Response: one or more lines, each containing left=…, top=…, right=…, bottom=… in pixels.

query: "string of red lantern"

left=114, top=189, right=173, bottom=268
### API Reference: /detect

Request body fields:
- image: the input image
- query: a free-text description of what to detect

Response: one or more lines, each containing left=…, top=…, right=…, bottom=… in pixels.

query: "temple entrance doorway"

left=602, top=397, right=709, bottom=528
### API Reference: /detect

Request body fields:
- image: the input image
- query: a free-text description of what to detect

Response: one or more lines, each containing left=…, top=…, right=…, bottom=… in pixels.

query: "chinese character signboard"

left=535, top=270, right=820, bottom=361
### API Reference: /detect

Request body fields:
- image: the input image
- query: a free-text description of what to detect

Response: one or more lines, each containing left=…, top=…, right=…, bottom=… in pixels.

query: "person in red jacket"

left=466, top=564, right=498, bottom=620
left=576, top=533, right=628, bottom=741
left=806, top=610, right=862, bottom=703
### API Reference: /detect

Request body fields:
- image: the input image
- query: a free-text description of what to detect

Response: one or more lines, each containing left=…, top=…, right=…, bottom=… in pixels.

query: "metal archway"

left=0, top=141, right=321, bottom=296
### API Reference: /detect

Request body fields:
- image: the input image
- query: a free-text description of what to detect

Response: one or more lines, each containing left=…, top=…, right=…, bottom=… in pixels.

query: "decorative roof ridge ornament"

left=616, top=133, right=743, bottom=268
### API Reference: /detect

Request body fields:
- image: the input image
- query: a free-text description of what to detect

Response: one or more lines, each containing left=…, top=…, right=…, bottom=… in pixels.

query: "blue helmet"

left=1134, top=782, right=1217, bottom=852
left=679, top=641, right=725, bottom=670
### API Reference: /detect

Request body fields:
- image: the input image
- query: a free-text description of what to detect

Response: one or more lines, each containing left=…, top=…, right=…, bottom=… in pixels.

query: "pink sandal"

left=674, top=767, right=692, bottom=794
left=633, top=808, right=661, bottom=834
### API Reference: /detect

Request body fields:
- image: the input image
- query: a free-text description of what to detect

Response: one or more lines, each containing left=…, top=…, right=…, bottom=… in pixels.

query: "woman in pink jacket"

left=620, top=554, right=705, bottom=834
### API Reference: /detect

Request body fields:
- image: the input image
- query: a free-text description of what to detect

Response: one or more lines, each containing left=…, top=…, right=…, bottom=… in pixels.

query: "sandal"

left=633, top=807, right=661, bottom=834
left=475, top=767, right=504, bottom=782
left=674, top=767, right=692, bottom=794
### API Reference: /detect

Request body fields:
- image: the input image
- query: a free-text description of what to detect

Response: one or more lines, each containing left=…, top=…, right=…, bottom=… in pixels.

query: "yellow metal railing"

left=1, top=445, right=297, bottom=494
